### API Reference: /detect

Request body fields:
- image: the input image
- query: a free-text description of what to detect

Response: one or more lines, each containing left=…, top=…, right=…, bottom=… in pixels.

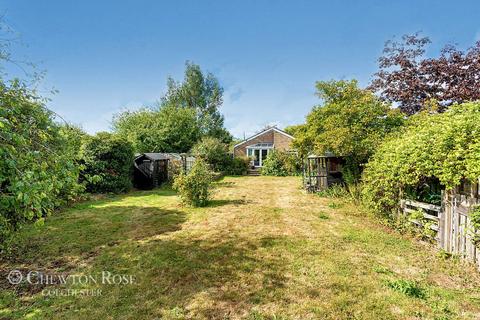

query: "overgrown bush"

left=81, top=132, right=134, bottom=193
left=224, top=156, right=250, bottom=175
left=191, top=137, right=250, bottom=175
left=191, top=136, right=230, bottom=171
left=0, top=80, right=83, bottom=250
left=261, top=150, right=300, bottom=176
left=362, top=102, right=480, bottom=218
left=173, top=160, right=214, bottom=207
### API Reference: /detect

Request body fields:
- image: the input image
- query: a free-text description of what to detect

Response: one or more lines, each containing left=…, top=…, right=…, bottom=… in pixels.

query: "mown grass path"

left=1, top=176, right=480, bottom=319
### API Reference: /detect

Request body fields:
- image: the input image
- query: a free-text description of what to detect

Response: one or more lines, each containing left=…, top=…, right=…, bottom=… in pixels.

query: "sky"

left=1, top=0, right=480, bottom=138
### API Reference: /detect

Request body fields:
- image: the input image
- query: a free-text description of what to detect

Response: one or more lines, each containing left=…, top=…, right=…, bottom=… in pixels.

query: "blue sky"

left=2, top=0, right=480, bottom=138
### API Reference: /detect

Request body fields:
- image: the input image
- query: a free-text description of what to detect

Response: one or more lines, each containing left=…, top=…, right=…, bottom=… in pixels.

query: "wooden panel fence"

left=400, top=182, right=480, bottom=270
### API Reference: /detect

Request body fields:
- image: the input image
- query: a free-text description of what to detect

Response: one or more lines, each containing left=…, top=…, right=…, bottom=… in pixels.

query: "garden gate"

left=401, top=179, right=480, bottom=269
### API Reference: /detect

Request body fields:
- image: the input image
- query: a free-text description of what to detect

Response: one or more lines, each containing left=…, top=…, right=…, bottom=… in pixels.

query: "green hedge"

left=362, top=102, right=480, bottom=216
left=81, top=132, right=134, bottom=193
left=0, top=81, right=83, bottom=250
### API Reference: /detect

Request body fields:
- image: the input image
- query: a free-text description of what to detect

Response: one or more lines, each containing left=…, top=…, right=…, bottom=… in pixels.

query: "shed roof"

left=139, top=153, right=170, bottom=161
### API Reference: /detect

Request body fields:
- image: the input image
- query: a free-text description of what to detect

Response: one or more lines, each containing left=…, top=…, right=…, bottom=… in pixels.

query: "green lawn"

left=1, top=176, right=480, bottom=319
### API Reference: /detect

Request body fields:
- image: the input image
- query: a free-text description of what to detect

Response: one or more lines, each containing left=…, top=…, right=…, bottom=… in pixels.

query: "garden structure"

left=133, top=153, right=169, bottom=189
left=303, top=153, right=344, bottom=192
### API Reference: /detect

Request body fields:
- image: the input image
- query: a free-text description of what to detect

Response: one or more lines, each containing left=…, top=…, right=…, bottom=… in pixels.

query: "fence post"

left=438, top=190, right=445, bottom=249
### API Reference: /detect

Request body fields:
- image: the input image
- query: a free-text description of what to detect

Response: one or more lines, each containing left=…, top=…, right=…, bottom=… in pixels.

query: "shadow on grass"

left=206, top=199, right=251, bottom=208
left=97, top=235, right=291, bottom=318
left=1, top=213, right=290, bottom=319
left=3, top=206, right=187, bottom=269
left=214, top=181, right=236, bottom=188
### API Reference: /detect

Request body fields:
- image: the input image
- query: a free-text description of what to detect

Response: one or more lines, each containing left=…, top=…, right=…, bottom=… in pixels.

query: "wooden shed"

left=133, top=153, right=169, bottom=189
left=303, top=153, right=344, bottom=193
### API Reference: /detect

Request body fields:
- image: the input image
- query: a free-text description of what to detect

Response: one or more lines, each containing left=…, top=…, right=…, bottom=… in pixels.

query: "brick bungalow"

left=233, top=126, right=294, bottom=168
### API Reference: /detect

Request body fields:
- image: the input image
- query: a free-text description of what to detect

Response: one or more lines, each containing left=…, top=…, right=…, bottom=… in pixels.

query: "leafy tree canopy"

left=370, top=33, right=480, bottom=115
left=113, top=62, right=232, bottom=153
left=162, top=62, right=232, bottom=143
left=294, top=79, right=404, bottom=179
left=284, top=124, right=304, bottom=137
left=113, top=105, right=200, bottom=153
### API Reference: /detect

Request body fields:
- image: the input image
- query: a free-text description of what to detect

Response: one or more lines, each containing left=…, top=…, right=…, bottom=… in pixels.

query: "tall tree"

left=294, top=80, right=404, bottom=182
left=162, top=62, right=232, bottom=143
left=370, top=34, right=480, bottom=115
left=112, top=105, right=200, bottom=153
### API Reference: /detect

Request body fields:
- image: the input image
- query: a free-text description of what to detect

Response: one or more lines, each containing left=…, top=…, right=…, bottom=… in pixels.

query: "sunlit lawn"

left=1, top=176, right=480, bottom=319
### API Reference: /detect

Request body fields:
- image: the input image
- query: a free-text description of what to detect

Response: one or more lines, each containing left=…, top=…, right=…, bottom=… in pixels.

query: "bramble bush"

left=362, top=102, right=480, bottom=218
left=0, top=80, right=83, bottom=251
left=80, top=132, right=134, bottom=193
left=173, top=160, right=214, bottom=207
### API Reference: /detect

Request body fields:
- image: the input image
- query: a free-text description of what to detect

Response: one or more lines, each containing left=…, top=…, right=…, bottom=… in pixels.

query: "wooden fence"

left=400, top=181, right=480, bottom=269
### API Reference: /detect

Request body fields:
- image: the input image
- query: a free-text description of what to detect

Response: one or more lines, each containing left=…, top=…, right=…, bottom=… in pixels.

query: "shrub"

left=81, top=132, right=134, bottom=193
left=224, top=156, right=250, bottom=175
left=261, top=150, right=300, bottom=176
left=191, top=136, right=230, bottom=171
left=192, top=137, right=250, bottom=175
left=0, top=80, right=83, bottom=251
left=362, top=102, right=480, bottom=217
left=261, top=151, right=288, bottom=176
left=173, top=160, right=214, bottom=207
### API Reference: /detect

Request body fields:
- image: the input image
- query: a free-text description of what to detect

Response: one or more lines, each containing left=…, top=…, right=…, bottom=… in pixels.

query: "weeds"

left=386, top=279, right=426, bottom=299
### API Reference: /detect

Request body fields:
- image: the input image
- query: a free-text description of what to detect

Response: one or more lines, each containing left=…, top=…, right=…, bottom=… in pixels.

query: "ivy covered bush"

left=173, top=159, right=214, bottom=207
left=0, top=81, right=83, bottom=250
left=362, top=102, right=480, bottom=217
left=81, top=132, right=134, bottom=193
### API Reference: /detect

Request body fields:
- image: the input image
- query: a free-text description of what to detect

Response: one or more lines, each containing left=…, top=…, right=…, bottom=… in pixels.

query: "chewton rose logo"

left=7, top=270, right=23, bottom=285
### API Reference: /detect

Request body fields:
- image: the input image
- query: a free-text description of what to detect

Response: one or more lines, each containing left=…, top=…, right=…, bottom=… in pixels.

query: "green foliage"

left=173, top=160, right=214, bottom=207
left=191, top=137, right=249, bottom=175
left=316, top=184, right=349, bottom=198
left=408, top=209, right=436, bottom=240
left=362, top=102, right=480, bottom=217
left=162, top=62, right=232, bottom=143
left=224, top=157, right=250, bottom=176
left=261, top=150, right=301, bottom=176
left=113, top=105, right=200, bottom=153
left=0, top=80, right=83, bottom=250
left=386, top=279, right=426, bottom=299
left=470, top=205, right=480, bottom=248
left=283, top=124, right=303, bottom=137
left=81, top=132, right=134, bottom=193
left=293, top=80, right=404, bottom=181
left=191, top=136, right=230, bottom=171
left=112, top=62, right=233, bottom=153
